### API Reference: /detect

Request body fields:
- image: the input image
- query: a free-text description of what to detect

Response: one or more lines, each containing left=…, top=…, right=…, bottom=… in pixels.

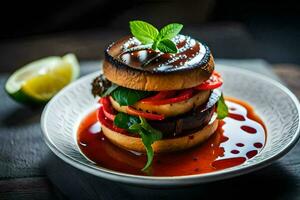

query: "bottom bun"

left=101, top=119, right=219, bottom=153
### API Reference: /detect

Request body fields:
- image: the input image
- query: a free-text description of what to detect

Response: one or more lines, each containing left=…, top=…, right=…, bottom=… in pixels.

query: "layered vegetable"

left=92, top=71, right=228, bottom=171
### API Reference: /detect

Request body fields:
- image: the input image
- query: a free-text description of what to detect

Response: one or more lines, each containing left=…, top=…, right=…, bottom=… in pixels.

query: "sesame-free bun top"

left=103, top=35, right=215, bottom=91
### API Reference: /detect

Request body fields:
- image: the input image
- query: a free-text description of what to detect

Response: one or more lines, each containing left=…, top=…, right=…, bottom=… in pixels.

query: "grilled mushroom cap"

left=103, top=35, right=215, bottom=91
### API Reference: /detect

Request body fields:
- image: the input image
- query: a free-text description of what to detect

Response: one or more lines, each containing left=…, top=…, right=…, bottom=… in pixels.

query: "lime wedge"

left=5, top=54, right=80, bottom=105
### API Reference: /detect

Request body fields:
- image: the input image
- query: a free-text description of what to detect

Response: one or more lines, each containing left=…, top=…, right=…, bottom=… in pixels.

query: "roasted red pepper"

left=195, top=71, right=223, bottom=90
left=99, top=97, right=116, bottom=121
left=97, top=106, right=127, bottom=133
left=139, top=89, right=194, bottom=105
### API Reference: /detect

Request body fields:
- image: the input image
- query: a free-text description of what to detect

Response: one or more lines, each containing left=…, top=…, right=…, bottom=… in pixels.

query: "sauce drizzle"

left=117, top=35, right=209, bottom=72
left=77, top=99, right=266, bottom=176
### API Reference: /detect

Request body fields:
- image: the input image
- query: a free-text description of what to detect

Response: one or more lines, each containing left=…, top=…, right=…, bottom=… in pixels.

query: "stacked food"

left=92, top=21, right=228, bottom=170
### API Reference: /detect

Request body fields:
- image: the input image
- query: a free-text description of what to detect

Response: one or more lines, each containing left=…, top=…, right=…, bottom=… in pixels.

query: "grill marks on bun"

left=103, top=35, right=215, bottom=91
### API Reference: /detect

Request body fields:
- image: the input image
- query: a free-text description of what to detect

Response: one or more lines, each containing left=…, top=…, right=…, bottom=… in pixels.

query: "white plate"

left=41, top=65, right=300, bottom=187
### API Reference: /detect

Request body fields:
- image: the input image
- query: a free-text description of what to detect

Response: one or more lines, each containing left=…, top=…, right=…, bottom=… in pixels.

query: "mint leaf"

left=128, top=123, right=141, bottom=132
left=114, top=113, right=162, bottom=171
left=114, top=112, right=140, bottom=130
left=217, top=93, right=229, bottom=119
left=129, top=21, right=159, bottom=44
left=139, top=129, right=155, bottom=171
left=101, top=84, right=119, bottom=97
left=111, top=87, right=152, bottom=106
left=139, top=117, right=162, bottom=138
left=129, top=117, right=162, bottom=171
left=152, top=40, right=159, bottom=50
left=157, top=39, right=178, bottom=53
left=129, top=21, right=183, bottom=54
left=158, top=23, right=183, bottom=41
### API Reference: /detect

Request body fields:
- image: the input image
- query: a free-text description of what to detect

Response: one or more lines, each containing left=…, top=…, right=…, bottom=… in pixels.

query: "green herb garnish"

left=111, top=86, right=152, bottom=106
left=157, top=39, right=177, bottom=54
left=92, top=76, right=153, bottom=106
left=129, top=20, right=183, bottom=53
left=217, top=93, right=229, bottom=119
left=129, top=21, right=159, bottom=45
left=114, top=113, right=162, bottom=171
left=114, top=112, right=140, bottom=129
left=129, top=117, right=162, bottom=171
left=101, top=84, right=119, bottom=97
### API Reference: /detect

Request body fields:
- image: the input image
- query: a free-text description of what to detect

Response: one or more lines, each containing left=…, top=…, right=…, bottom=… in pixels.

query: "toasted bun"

left=103, top=35, right=215, bottom=91
left=101, top=119, right=218, bottom=153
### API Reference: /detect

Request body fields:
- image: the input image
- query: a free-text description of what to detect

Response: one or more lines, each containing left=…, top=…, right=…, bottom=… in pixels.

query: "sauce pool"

left=77, top=98, right=266, bottom=176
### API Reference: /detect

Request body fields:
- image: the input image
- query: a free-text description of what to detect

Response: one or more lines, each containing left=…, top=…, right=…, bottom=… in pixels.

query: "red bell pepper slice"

left=99, top=97, right=116, bottom=121
left=97, top=106, right=127, bottom=133
left=195, top=71, right=223, bottom=90
left=139, top=89, right=194, bottom=105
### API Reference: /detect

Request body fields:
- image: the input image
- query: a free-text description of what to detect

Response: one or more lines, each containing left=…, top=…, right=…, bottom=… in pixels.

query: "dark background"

left=0, top=0, right=299, bottom=71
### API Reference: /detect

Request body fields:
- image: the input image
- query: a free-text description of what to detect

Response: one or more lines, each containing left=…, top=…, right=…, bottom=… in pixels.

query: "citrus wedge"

left=5, top=54, right=80, bottom=105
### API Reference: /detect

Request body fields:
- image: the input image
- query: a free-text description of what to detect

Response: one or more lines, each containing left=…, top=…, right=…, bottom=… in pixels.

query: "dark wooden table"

left=0, top=24, right=300, bottom=200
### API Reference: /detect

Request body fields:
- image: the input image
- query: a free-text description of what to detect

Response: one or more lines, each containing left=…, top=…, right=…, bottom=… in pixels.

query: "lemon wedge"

left=5, top=54, right=80, bottom=105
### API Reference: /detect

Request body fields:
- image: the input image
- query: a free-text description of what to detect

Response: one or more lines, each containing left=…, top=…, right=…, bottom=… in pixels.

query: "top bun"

left=103, top=35, right=214, bottom=91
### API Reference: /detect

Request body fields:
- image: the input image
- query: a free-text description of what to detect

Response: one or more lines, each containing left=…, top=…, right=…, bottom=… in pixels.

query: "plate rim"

left=41, top=65, right=300, bottom=186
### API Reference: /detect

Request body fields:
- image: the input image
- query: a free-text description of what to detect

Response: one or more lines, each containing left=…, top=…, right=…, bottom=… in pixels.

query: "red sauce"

left=246, top=150, right=258, bottom=159
left=236, top=143, right=245, bottom=147
left=228, top=113, right=246, bottom=121
left=241, top=125, right=257, bottom=134
left=211, top=157, right=246, bottom=170
left=77, top=98, right=266, bottom=176
left=231, top=150, right=240, bottom=154
left=254, top=142, right=263, bottom=148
